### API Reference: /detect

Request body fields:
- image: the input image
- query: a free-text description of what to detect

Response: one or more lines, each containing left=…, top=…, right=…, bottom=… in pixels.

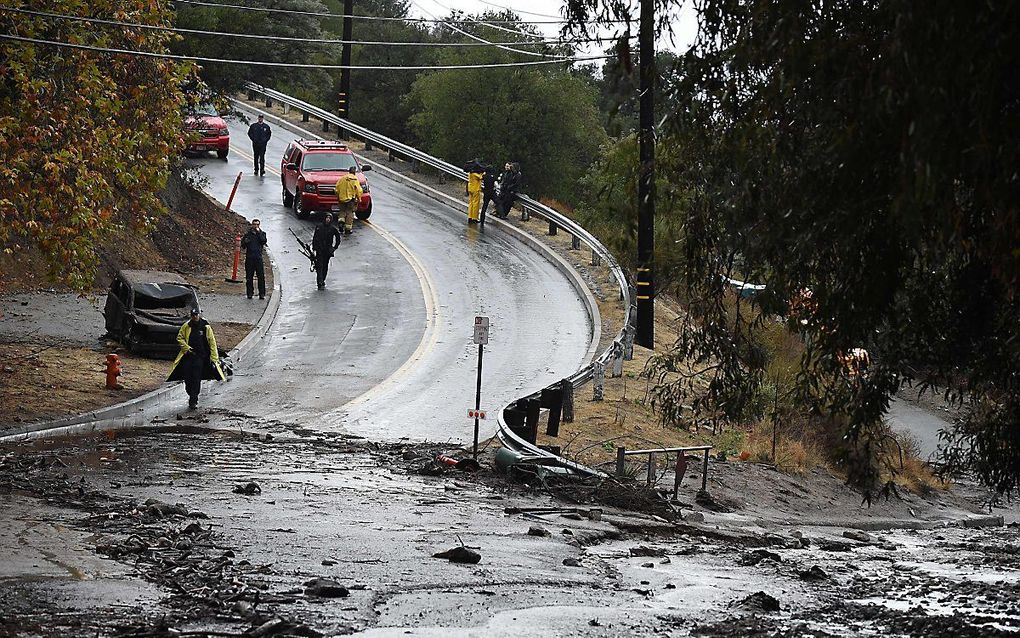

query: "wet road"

left=186, top=107, right=593, bottom=442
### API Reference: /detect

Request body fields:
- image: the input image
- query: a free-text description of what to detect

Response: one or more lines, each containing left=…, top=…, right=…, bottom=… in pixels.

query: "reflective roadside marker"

left=468, top=409, right=486, bottom=419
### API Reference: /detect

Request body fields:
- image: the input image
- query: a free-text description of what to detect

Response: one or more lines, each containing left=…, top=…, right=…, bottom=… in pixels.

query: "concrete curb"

left=236, top=100, right=603, bottom=368
left=0, top=211, right=284, bottom=444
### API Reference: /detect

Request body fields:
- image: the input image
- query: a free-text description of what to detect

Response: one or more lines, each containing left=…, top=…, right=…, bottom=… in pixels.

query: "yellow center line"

left=228, top=142, right=442, bottom=412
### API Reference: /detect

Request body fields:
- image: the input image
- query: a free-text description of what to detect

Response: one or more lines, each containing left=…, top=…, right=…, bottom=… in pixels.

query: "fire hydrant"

left=105, top=354, right=122, bottom=390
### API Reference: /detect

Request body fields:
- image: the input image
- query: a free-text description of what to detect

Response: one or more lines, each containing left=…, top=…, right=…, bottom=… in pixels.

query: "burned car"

left=103, top=270, right=199, bottom=356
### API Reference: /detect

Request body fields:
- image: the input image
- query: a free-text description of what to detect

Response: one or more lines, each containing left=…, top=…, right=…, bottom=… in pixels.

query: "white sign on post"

left=473, top=315, right=489, bottom=345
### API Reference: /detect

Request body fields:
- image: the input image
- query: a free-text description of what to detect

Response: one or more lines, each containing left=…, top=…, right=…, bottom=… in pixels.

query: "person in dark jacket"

left=479, top=164, right=499, bottom=221
left=247, top=114, right=272, bottom=175
left=312, top=213, right=343, bottom=290
left=167, top=307, right=225, bottom=409
left=240, top=218, right=268, bottom=299
left=497, top=162, right=521, bottom=219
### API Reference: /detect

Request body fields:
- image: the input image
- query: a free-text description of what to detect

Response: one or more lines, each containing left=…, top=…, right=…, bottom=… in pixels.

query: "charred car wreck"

left=103, top=270, right=200, bottom=357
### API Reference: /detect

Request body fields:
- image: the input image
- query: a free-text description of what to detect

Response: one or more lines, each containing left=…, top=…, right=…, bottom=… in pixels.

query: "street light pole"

left=338, top=0, right=353, bottom=119
left=636, top=0, right=655, bottom=348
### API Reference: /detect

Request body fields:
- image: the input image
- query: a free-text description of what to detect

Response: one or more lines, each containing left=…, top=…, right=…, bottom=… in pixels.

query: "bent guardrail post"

left=593, top=362, right=605, bottom=401
left=560, top=379, right=574, bottom=423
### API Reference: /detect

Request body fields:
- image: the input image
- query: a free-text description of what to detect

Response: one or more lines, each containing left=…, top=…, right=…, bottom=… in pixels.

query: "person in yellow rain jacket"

left=166, top=307, right=225, bottom=410
left=335, top=167, right=364, bottom=235
left=466, top=169, right=483, bottom=224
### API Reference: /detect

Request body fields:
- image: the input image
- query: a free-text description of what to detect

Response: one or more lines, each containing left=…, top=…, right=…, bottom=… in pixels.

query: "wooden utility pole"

left=338, top=0, right=353, bottom=119
left=635, top=0, right=655, bottom=348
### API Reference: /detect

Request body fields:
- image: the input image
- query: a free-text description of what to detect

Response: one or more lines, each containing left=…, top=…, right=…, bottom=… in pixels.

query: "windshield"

left=302, top=153, right=358, bottom=172
left=195, top=102, right=219, bottom=117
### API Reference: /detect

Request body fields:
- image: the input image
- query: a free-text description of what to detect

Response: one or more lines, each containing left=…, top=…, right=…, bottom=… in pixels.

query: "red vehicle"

left=281, top=140, right=373, bottom=220
left=184, top=104, right=229, bottom=159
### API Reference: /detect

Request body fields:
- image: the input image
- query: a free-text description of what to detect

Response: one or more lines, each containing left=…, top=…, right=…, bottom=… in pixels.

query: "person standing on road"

left=167, top=307, right=225, bottom=410
left=334, top=167, right=363, bottom=235
left=479, top=163, right=498, bottom=222
left=466, top=164, right=483, bottom=224
left=312, top=212, right=343, bottom=290
left=247, top=114, right=272, bottom=175
left=240, top=218, right=268, bottom=300
left=497, top=162, right=521, bottom=219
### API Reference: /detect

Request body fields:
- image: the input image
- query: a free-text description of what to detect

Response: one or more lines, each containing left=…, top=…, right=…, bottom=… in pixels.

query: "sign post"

left=472, top=316, right=489, bottom=458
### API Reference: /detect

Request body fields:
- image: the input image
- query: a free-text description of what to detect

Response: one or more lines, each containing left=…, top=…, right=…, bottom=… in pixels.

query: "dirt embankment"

left=0, top=172, right=270, bottom=426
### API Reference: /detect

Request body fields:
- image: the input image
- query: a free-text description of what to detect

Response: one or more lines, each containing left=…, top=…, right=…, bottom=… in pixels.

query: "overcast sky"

left=407, top=0, right=697, bottom=56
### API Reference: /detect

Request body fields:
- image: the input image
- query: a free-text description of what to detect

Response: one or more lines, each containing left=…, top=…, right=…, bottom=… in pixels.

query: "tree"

left=0, top=0, right=198, bottom=291
left=579, top=1, right=1020, bottom=494
left=405, top=16, right=607, bottom=201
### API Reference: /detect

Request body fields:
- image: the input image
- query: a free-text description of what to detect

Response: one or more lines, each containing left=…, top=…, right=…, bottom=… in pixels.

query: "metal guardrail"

left=242, top=83, right=635, bottom=473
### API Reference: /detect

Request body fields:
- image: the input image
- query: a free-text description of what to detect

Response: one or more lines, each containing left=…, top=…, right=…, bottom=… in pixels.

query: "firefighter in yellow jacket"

left=167, top=307, right=225, bottom=409
left=334, top=167, right=364, bottom=235
left=466, top=169, right=483, bottom=224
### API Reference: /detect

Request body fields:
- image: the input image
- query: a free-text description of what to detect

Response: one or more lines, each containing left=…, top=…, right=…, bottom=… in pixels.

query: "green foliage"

left=644, top=1, right=1020, bottom=493
left=575, top=134, right=687, bottom=288
left=0, top=0, right=198, bottom=291
left=405, top=19, right=608, bottom=201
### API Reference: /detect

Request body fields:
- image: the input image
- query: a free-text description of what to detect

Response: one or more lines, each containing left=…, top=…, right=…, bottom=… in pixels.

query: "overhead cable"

left=410, top=1, right=568, bottom=60
left=0, top=6, right=600, bottom=47
left=0, top=33, right=612, bottom=69
left=473, top=0, right=564, bottom=20
left=169, top=0, right=602, bottom=25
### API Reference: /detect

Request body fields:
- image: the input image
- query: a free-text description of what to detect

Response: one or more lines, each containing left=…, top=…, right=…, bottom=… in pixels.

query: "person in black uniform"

left=479, top=163, right=499, bottom=222
left=312, top=213, right=343, bottom=290
left=240, top=218, right=267, bottom=299
left=247, top=114, right=272, bottom=175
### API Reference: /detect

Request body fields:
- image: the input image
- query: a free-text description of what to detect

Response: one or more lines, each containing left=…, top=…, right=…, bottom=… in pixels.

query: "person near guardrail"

left=312, top=213, right=343, bottom=290
left=167, top=307, right=225, bottom=410
left=334, top=167, right=363, bottom=235
left=466, top=161, right=484, bottom=224
left=497, top=162, right=521, bottom=219
left=240, top=218, right=267, bottom=300
left=247, top=114, right=272, bottom=175
left=480, top=164, right=498, bottom=221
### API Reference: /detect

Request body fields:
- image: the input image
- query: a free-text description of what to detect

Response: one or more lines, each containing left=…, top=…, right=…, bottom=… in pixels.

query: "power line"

left=0, top=6, right=600, bottom=47
left=423, top=0, right=544, bottom=38
left=473, top=0, right=564, bottom=20
left=410, top=1, right=567, bottom=60
left=170, top=0, right=593, bottom=25
left=0, top=32, right=612, bottom=69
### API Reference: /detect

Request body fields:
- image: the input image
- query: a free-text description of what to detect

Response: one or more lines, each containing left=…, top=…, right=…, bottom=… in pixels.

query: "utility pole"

left=338, top=0, right=353, bottom=119
left=635, top=0, right=655, bottom=348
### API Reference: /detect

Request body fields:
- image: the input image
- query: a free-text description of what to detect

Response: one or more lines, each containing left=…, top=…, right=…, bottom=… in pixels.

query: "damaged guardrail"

left=241, top=84, right=635, bottom=478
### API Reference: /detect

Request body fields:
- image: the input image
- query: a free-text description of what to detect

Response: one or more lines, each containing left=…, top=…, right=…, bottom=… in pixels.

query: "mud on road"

left=1, top=422, right=1018, bottom=637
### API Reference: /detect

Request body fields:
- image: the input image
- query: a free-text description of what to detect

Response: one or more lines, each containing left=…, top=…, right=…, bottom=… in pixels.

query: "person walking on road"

left=480, top=163, right=498, bottom=222
left=240, top=218, right=268, bottom=300
left=167, top=307, right=225, bottom=410
left=334, top=167, right=363, bottom=235
left=247, top=114, right=272, bottom=175
left=466, top=162, right=483, bottom=224
left=497, top=162, right=521, bottom=219
left=312, top=212, right=343, bottom=289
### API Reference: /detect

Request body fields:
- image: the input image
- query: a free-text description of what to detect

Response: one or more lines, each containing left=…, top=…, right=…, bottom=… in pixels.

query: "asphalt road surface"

left=186, top=107, right=593, bottom=442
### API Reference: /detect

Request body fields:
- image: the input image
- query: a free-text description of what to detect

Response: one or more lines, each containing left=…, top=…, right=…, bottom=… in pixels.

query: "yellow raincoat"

left=467, top=172, right=483, bottom=222
left=166, top=320, right=225, bottom=382
left=335, top=173, right=364, bottom=204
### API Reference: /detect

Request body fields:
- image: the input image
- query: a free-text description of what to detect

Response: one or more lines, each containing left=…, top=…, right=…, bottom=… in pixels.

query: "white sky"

left=407, top=0, right=697, bottom=56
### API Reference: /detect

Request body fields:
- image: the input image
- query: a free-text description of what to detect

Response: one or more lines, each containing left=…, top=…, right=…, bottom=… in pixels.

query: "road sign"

left=473, top=315, right=489, bottom=345
left=468, top=409, right=486, bottom=419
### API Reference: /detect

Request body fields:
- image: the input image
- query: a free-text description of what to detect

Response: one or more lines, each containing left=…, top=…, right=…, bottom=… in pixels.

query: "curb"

left=0, top=224, right=284, bottom=445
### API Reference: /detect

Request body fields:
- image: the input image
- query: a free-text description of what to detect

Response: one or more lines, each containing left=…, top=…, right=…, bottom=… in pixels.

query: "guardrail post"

left=265, top=98, right=273, bottom=109
left=623, top=325, right=635, bottom=361
left=302, top=112, right=310, bottom=123
left=591, top=249, right=601, bottom=267
left=673, top=453, right=688, bottom=500
left=593, top=362, right=605, bottom=401
left=247, top=89, right=256, bottom=101
left=521, top=207, right=530, bottom=222
left=548, top=220, right=557, bottom=236
left=438, top=172, right=445, bottom=184
left=412, top=159, right=420, bottom=173
left=571, top=235, right=580, bottom=250
left=616, top=447, right=626, bottom=477
left=283, top=104, right=290, bottom=115
left=611, top=342, right=624, bottom=378
left=322, top=120, right=330, bottom=133
left=525, top=397, right=541, bottom=444
left=388, top=150, right=395, bottom=162
left=365, top=140, right=373, bottom=151
left=646, top=452, right=656, bottom=486
left=560, top=379, right=574, bottom=423
left=541, top=386, right=563, bottom=437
